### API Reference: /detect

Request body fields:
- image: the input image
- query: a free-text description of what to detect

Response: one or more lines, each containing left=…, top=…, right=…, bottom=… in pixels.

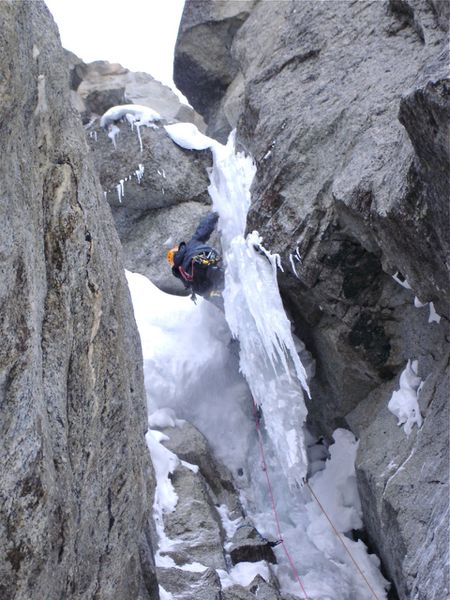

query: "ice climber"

left=167, top=212, right=224, bottom=308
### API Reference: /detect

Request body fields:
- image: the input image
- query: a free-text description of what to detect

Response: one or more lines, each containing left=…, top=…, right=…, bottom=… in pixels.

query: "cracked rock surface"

left=0, top=2, right=156, bottom=599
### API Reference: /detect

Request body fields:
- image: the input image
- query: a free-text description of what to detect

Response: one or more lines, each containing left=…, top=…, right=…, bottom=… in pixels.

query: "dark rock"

left=174, top=0, right=256, bottom=140
left=223, top=575, right=283, bottom=600
left=348, top=350, right=450, bottom=600
left=0, top=1, right=156, bottom=599
left=84, top=87, right=127, bottom=116
left=228, top=522, right=276, bottom=565
left=398, top=40, right=450, bottom=316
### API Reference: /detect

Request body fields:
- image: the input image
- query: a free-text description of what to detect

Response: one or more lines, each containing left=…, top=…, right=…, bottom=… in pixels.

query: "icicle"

left=208, top=131, right=310, bottom=486
left=116, top=180, right=125, bottom=203
left=135, top=163, right=145, bottom=184
left=108, top=124, right=120, bottom=149
left=289, top=254, right=299, bottom=278
left=135, top=123, right=143, bottom=153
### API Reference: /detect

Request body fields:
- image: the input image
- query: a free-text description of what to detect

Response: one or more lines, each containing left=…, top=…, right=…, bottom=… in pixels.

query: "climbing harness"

left=252, top=401, right=383, bottom=600
left=178, top=249, right=221, bottom=284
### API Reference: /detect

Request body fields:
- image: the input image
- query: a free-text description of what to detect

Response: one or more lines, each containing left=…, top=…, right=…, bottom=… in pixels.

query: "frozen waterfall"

left=126, top=124, right=390, bottom=600
left=209, top=132, right=311, bottom=487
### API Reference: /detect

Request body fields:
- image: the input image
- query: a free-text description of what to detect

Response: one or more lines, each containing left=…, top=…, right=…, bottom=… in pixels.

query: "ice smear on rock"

left=428, top=301, right=441, bottom=324
left=101, top=104, right=160, bottom=152
left=388, top=359, right=423, bottom=435
left=100, top=104, right=161, bottom=129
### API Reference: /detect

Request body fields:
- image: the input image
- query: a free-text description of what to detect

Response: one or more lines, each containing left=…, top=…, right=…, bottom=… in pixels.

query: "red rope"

left=252, top=401, right=312, bottom=600
left=252, top=398, right=383, bottom=600
left=179, top=263, right=194, bottom=282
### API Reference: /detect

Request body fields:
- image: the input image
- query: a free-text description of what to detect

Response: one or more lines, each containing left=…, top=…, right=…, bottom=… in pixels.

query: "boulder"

left=66, top=52, right=204, bottom=128
left=161, top=464, right=226, bottom=569
left=161, top=421, right=242, bottom=514
left=0, top=2, right=156, bottom=599
left=174, top=0, right=256, bottom=140
left=223, top=575, right=283, bottom=600
left=157, top=567, right=222, bottom=599
left=156, top=422, right=284, bottom=597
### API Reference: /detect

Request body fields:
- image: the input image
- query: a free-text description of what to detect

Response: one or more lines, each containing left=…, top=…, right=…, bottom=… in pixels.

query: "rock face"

left=0, top=2, right=157, bottom=599
left=66, top=51, right=204, bottom=128
left=153, top=422, right=286, bottom=599
left=174, top=0, right=257, bottom=141
left=174, top=1, right=449, bottom=599
left=62, top=52, right=215, bottom=295
left=86, top=122, right=214, bottom=294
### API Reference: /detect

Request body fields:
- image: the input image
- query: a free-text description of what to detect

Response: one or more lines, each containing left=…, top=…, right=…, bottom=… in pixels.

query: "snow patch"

left=428, top=302, right=441, bottom=324
left=217, top=504, right=242, bottom=540
left=306, top=429, right=362, bottom=534
left=100, top=104, right=161, bottom=129
left=217, top=561, right=270, bottom=589
left=158, top=585, right=174, bottom=600
left=148, top=408, right=185, bottom=430
left=414, top=296, right=426, bottom=308
left=145, top=429, right=180, bottom=558
left=388, top=360, right=423, bottom=435
left=414, top=298, right=441, bottom=324
left=101, top=104, right=160, bottom=152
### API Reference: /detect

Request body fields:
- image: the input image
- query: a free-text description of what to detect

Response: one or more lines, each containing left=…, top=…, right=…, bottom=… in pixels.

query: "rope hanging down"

left=252, top=401, right=312, bottom=600
left=253, top=400, right=384, bottom=600
left=304, top=481, right=383, bottom=600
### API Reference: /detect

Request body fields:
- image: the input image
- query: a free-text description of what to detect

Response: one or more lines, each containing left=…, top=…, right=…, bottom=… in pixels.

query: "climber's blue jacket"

left=172, top=212, right=223, bottom=297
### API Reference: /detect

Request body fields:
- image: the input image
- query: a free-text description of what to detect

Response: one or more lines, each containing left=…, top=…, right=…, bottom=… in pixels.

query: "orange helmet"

left=166, top=246, right=179, bottom=267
